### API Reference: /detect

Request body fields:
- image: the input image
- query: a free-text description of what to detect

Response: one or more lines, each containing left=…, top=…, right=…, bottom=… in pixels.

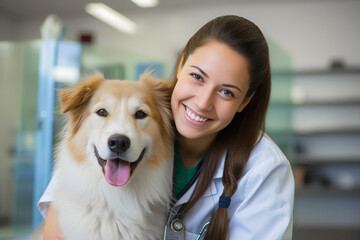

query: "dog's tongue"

left=105, top=159, right=130, bottom=186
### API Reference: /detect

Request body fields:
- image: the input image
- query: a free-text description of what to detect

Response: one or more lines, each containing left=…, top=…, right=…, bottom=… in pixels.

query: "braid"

left=203, top=124, right=249, bottom=240
left=203, top=154, right=239, bottom=240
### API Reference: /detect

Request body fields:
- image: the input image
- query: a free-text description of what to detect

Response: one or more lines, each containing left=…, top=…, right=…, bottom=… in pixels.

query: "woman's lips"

left=183, top=105, right=210, bottom=126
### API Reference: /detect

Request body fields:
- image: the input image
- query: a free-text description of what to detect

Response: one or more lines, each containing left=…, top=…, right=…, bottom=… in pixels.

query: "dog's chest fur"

left=52, top=138, right=171, bottom=240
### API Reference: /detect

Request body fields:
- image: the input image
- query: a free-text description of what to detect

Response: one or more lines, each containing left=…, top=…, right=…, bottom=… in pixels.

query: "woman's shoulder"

left=230, top=132, right=294, bottom=204
left=243, top=133, right=291, bottom=176
left=215, top=133, right=290, bottom=180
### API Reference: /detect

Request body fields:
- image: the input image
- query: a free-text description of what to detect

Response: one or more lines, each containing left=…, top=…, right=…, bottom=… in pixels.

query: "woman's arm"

left=37, top=171, right=63, bottom=239
left=43, top=205, right=63, bottom=240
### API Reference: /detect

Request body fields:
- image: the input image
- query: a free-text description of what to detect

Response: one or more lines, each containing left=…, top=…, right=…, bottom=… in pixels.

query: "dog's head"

left=60, top=73, right=173, bottom=186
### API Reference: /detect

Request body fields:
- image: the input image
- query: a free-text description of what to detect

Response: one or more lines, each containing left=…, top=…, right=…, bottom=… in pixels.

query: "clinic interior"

left=0, top=0, right=359, bottom=239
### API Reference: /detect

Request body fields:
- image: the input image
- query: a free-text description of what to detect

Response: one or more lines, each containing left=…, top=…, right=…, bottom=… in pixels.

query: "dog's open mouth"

left=94, top=147, right=146, bottom=186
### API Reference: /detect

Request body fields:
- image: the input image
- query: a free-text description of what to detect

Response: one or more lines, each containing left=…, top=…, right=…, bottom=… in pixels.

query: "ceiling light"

left=85, top=3, right=137, bottom=35
left=131, top=0, right=158, bottom=8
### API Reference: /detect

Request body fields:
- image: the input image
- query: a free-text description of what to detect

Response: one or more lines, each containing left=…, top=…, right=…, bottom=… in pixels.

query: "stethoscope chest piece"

left=171, top=218, right=184, bottom=232
left=164, top=204, right=186, bottom=240
left=164, top=218, right=185, bottom=240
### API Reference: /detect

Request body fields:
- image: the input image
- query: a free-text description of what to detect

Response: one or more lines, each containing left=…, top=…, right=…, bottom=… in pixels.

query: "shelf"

left=295, top=128, right=360, bottom=136
left=288, top=68, right=360, bottom=239
left=268, top=128, right=360, bottom=136
left=295, top=99, right=360, bottom=106
left=295, top=186, right=360, bottom=196
left=270, top=99, right=360, bottom=106
left=292, top=68, right=360, bottom=76
left=295, top=156, right=360, bottom=165
left=294, top=226, right=360, bottom=240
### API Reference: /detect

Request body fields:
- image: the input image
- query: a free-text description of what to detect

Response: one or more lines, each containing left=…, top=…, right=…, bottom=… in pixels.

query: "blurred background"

left=0, top=0, right=359, bottom=239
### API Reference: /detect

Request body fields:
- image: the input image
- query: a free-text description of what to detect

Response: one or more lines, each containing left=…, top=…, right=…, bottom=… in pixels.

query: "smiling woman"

left=165, top=15, right=293, bottom=240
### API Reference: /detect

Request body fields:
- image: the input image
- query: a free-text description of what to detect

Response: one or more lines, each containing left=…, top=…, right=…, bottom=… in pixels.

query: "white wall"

left=0, top=43, right=21, bottom=221
left=8, top=0, right=360, bottom=71
left=0, top=15, right=19, bottom=41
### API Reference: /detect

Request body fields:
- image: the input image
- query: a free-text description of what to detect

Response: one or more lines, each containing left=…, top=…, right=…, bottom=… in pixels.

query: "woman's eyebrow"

left=190, top=65, right=242, bottom=92
left=222, top=84, right=242, bottom=92
left=190, top=65, right=209, bottom=78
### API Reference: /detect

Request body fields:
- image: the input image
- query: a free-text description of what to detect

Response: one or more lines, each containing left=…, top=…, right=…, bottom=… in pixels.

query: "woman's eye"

left=221, top=89, right=235, bottom=98
left=190, top=73, right=203, bottom=81
left=134, top=110, right=147, bottom=119
left=96, top=108, right=108, bottom=117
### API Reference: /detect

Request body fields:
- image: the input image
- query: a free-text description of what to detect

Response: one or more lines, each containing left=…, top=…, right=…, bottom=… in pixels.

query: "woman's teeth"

left=186, top=108, right=208, bottom=122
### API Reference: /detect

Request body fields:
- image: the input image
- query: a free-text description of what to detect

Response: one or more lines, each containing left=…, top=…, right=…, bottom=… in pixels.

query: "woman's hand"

left=43, top=205, right=64, bottom=240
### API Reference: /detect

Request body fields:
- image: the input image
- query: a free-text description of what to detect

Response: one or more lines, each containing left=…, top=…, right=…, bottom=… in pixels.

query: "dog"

left=33, top=73, right=174, bottom=240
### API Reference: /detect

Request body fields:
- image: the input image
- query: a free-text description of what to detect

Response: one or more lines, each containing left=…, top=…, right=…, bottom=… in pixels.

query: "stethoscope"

left=163, top=157, right=209, bottom=240
left=163, top=202, right=210, bottom=240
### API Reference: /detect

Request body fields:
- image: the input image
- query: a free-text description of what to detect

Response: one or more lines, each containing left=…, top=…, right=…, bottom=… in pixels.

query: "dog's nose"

left=108, top=135, right=131, bottom=154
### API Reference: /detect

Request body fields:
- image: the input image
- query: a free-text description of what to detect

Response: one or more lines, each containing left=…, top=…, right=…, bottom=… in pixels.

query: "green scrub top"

left=174, top=146, right=204, bottom=197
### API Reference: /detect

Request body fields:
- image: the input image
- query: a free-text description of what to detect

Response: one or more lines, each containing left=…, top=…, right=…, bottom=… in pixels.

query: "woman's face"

left=171, top=41, right=253, bottom=142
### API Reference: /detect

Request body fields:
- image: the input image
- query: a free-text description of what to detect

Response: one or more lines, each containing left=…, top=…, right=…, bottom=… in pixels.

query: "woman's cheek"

left=177, top=78, right=194, bottom=94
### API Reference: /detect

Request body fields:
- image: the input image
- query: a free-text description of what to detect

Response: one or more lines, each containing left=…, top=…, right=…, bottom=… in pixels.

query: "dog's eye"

left=134, top=110, right=147, bottom=119
left=96, top=108, right=108, bottom=117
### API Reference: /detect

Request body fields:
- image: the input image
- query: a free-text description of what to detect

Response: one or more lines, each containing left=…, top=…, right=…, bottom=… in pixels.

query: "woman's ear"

left=237, top=91, right=255, bottom=113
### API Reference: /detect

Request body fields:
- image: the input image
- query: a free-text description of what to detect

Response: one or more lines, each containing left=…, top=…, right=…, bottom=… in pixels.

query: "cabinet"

left=268, top=69, right=360, bottom=240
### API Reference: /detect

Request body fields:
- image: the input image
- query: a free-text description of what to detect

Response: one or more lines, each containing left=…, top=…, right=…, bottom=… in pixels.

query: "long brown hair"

left=171, top=15, right=271, bottom=239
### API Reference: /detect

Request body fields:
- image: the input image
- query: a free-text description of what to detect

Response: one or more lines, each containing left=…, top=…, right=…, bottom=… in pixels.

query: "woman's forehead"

left=185, top=42, right=250, bottom=86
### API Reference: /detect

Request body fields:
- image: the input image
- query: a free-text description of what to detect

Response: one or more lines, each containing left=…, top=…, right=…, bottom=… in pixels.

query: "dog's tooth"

left=190, top=113, right=195, bottom=119
left=195, top=116, right=200, bottom=121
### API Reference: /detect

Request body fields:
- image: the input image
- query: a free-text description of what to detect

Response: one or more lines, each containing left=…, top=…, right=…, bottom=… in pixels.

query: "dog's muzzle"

left=94, top=136, right=146, bottom=186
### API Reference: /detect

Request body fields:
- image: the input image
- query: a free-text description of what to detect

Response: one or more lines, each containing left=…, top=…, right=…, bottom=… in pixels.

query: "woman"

left=39, top=15, right=294, bottom=239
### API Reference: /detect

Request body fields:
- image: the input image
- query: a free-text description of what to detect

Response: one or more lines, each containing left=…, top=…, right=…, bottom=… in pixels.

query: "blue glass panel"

left=32, top=40, right=82, bottom=229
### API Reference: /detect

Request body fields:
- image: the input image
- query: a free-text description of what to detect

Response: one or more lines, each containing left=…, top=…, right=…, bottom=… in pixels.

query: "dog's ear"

left=139, top=72, right=172, bottom=111
left=61, top=74, right=104, bottom=113
left=139, top=70, right=172, bottom=97
left=139, top=71, right=174, bottom=140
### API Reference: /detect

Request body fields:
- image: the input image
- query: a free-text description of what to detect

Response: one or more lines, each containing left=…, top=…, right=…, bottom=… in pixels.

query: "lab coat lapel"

left=175, top=153, right=226, bottom=206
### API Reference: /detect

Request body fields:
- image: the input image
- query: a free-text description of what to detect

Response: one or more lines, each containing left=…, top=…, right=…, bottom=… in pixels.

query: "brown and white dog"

left=35, top=73, right=174, bottom=240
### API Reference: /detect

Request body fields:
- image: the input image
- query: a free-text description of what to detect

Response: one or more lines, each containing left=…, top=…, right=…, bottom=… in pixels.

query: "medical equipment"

left=164, top=203, right=210, bottom=240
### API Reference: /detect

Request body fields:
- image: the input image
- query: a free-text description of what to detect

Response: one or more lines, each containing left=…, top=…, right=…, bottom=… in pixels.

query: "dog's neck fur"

left=52, top=137, right=173, bottom=240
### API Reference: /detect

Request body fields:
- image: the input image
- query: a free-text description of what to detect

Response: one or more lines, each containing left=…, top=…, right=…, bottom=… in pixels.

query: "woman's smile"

left=183, top=104, right=210, bottom=126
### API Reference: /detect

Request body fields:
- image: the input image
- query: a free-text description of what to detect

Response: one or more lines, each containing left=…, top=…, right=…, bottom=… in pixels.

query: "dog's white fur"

left=35, top=73, right=173, bottom=240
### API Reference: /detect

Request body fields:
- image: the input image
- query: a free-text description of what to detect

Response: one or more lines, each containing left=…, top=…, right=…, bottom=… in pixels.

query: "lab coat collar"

left=175, top=153, right=226, bottom=206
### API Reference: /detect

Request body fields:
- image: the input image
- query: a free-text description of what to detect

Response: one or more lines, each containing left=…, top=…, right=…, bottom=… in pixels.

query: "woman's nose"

left=196, top=86, right=214, bottom=111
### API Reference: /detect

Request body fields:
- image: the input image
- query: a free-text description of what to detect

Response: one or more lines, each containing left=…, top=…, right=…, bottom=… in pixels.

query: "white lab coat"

left=174, top=134, right=295, bottom=239
left=38, top=134, right=294, bottom=240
